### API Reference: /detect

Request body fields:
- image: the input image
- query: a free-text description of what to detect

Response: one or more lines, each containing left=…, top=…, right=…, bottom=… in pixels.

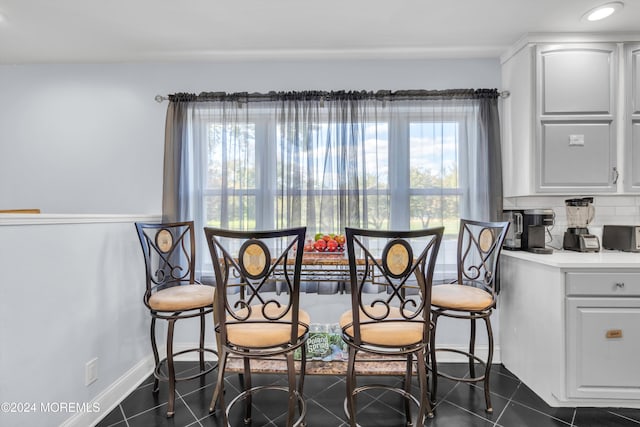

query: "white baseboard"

left=60, top=355, right=156, bottom=427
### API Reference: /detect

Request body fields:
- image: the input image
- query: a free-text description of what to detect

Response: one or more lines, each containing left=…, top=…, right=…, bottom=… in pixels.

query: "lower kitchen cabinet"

left=566, top=272, right=640, bottom=400
left=500, top=252, right=640, bottom=408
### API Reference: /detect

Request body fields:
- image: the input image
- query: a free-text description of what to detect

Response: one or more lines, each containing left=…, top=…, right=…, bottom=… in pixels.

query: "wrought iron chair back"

left=137, top=221, right=197, bottom=301
left=344, top=227, right=444, bottom=350
left=455, top=218, right=510, bottom=300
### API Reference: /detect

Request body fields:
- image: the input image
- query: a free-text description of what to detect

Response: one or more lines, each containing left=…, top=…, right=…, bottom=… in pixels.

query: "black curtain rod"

left=155, top=89, right=509, bottom=103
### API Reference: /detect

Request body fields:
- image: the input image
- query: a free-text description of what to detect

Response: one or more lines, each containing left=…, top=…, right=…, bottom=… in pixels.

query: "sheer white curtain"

left=162, top=90, right=502, bottom=277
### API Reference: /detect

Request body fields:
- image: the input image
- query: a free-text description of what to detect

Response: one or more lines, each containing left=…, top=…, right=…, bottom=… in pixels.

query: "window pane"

left=409, top=121, right=460, bottom=232
left=206, top=122, right=256, bottom=230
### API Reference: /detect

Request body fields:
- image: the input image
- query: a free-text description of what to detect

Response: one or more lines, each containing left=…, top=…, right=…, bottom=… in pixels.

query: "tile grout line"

left=493, top=381, right=521, bottom=427
left=176, top=388, right=203, bottom=427
left=505, top=395, right=574, bottom=426
left=118, top=404, right=131, bottom=427
left=607, top=411, right=640, bottom=425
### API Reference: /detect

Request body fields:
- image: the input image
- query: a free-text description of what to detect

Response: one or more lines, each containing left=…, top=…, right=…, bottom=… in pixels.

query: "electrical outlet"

left=85, top=358, right=98, bottom=386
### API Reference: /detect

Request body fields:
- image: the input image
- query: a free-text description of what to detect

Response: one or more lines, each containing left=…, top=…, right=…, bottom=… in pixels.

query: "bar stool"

left=340, top=226, right=443, bottom=427
left=429, top=219, right=509, bottom=413
left=204, top=226, right=310, bottom=427
left=135, top=221, right=217, bottom=417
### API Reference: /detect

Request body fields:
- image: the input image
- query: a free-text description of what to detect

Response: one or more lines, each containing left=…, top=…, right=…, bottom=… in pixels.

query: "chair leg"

left=199, top=308, right=206, bottom=372
left=416, top=348, right=433, bottom=426
left=403, top=354, right=413, bottom=426
left=286, top=352, right=297, bottom=427
left=429, top=313, right=439, bottom=406
left=166, top=319, right=176, bottom=418
left=483, top=316, right=494, bottom=413
left=345, top=347, right=358, bottom=427
left=469, top=317, right=477, bottom=379
left=209, top=348, right=229, bottom=423
left=243, top=356, right=252, bottom=424
left=298, top=344, right=307, bottom=419
left=150, top=317, right=160, bottom=393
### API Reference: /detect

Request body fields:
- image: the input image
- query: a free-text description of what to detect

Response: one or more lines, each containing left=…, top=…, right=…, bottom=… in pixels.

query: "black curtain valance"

left=168, top=89, right=500, bottom=103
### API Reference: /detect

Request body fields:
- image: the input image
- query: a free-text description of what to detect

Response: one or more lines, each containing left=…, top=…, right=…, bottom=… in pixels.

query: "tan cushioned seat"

left=148, top=284, right=215, bottom=311
left=339, top=306, right=425, bottom=347
left=431, top=284, right=493, bottom=311
left=227, top=304, right=310, bottom=348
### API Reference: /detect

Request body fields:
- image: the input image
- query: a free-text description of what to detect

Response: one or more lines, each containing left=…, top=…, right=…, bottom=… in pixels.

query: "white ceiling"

left=1, top=0, right=639, bottom=64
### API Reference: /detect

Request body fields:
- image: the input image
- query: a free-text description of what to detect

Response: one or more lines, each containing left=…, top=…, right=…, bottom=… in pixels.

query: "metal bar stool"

left=429, top=218, right=509, bottom=413
left=204, top=226, right=310, bottom=427
left=340, top=226, right=443, bottom=427
left=135, top=221, right=217, bottom=417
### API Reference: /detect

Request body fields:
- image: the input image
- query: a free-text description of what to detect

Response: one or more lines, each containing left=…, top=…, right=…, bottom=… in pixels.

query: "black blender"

left=562, top=197, right=600, bottom=252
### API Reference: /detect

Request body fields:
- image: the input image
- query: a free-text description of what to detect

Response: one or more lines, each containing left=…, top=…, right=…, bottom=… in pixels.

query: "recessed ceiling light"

left=582, top=1, right=624, bottom=22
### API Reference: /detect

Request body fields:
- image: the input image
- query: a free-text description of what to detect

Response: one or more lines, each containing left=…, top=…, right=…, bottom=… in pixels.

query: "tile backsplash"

left=503, top=195, right=640, bottom=250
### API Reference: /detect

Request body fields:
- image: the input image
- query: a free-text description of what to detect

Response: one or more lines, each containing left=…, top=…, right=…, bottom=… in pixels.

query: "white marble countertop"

left=502, top=249, right=640, bottom=268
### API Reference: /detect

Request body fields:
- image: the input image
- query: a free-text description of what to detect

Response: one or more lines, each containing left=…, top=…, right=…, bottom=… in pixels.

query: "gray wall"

left=0, top=58, right=500, bottom=214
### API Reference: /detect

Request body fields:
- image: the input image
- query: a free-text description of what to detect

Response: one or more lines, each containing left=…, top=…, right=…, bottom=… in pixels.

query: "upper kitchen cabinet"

left=539, top=45, right=615, bottom=115
left=500, top=36, right=640, bottom=197
left=537, top=43, right=617, bottom=193
left=626, top=44, right=640, bottom=192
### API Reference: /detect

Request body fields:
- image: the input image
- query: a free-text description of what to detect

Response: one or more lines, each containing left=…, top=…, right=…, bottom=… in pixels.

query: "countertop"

left=502, top=248, right=640, bottom=268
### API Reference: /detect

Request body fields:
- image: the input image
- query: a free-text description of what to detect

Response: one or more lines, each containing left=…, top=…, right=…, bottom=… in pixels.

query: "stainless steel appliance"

left=602, top=225, right=640, bottom=252
left=562, top=197, right=600, bottom=252
left=502, top=210, right=524, bottom=250
left=522, top=209, right=555, bottom=254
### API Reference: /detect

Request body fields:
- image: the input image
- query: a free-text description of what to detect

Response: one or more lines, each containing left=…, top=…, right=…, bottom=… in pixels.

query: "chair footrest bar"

left=225, top=385, right=306, bottom=427
left=154, top=348, right=218, bottom=382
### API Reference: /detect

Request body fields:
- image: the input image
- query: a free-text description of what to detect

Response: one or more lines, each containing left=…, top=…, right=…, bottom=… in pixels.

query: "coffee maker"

left=563, top=197, right=600, bottom=252
left=502, top=210, right=524, bottom=250
left=522, top=209, right=555, bottom=254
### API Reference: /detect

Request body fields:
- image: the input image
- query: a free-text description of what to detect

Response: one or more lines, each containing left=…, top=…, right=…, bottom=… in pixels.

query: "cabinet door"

left=539, top=45, right=616, bottom=115
left=540, top=121, right=614, bottom=188
left=566, top=297, right=640, bottom=399
left=626, top=44, right=640, bottom=191
left=536, top=43, right=618, bottom=193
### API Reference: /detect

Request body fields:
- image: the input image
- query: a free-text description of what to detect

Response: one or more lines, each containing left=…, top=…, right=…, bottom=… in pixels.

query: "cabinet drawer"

left=566, top=272, right=640, bottom=296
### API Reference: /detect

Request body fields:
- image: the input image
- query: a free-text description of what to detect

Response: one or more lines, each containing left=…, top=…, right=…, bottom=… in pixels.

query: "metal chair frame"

left=135, top=221, right=217, bottom=417
left=429, top=218, right=509, bottom=413
left=204, top=226, right=309, bottom=427
left=342, top=227, right=444, bottom=427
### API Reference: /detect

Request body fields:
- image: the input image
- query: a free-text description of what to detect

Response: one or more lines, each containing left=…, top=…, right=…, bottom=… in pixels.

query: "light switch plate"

left=569, top=134, right=585, bottom=146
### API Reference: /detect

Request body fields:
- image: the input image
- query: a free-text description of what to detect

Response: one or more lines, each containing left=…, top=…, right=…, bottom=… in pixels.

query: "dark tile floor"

left=96, top=362, right=640, bottom=427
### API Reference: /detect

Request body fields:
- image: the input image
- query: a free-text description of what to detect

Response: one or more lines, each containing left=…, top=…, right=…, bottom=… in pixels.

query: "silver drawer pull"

left=615, top=282, right=625, bottom=288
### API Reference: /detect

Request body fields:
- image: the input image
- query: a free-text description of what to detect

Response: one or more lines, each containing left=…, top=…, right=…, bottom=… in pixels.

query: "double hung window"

left=163, top=90, right=502, bottom=277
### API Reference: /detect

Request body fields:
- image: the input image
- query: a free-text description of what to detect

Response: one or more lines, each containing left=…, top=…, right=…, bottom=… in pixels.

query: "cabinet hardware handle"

left=615, top=282, right=625, bottom=288
left=606, top=329, right=623, bottom=339
left=612, top=166, right=619, bottom=184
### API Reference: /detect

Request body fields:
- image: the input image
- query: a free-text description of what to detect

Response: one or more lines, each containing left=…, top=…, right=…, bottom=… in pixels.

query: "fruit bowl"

left=302, top=233, right=345, bottom=254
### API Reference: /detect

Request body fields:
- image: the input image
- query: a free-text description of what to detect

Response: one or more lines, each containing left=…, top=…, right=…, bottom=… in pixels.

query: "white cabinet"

left=499, top=37, right=640, bottom=196
left=500, top=251, right=640, bottom=408
left=566, top=272, right=640, bottom=400
left=537, top=44, right=617, bottom=192
left=626, top=44, right=640, bottom=191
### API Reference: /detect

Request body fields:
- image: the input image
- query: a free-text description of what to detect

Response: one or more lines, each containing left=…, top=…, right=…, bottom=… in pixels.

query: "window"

left=163, top=90, right=502, bottom=277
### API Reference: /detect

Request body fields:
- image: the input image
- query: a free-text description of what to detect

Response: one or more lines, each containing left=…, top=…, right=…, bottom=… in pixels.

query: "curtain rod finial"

left=155, top=95, right=167, bottom=103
